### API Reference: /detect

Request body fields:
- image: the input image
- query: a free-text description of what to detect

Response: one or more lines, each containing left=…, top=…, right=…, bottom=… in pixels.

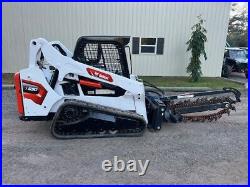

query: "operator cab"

left=72, top=36, right=131, bottom=78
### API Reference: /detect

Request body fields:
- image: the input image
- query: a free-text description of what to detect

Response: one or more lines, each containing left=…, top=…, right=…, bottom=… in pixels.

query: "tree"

left=227, top=3, right=248, bottom=47
left=186, top=15, right=207, bottom=82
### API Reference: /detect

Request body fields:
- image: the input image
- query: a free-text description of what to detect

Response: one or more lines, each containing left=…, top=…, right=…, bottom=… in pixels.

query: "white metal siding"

left=2, top=2, right=230, bottom=76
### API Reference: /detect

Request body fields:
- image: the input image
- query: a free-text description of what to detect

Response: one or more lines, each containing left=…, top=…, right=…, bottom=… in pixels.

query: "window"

left=132, top=37, right=164, bottom=55
left=229, top=50, right=247, bottom=59
left=140, top=38, right=157, bottom=54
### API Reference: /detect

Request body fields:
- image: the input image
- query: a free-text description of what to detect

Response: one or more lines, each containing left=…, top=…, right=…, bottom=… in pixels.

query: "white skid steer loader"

left=14, top=37, right=241, bottom=139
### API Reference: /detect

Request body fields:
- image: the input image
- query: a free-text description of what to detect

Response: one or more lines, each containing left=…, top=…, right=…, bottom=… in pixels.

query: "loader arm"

left=39, top=41, right=147, bottom=120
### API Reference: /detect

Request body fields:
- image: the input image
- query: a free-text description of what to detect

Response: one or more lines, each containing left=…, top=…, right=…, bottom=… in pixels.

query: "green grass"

left=139, top=76, right=244, bottom=90
left=2, top=73, right=245, bottom=90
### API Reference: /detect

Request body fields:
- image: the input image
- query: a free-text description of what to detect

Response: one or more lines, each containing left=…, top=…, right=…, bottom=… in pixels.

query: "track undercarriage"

left=51, top=100, right=146, bottom=139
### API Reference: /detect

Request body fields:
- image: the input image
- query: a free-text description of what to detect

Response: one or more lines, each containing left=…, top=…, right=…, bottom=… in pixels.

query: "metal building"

left=2, top=2, right=231, bottom=76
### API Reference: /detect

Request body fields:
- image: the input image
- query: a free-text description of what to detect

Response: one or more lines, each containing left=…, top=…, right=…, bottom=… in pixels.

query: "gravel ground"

left=228, top=72, right=248, bottom=84
left=2, top=89, right=248, bottom=184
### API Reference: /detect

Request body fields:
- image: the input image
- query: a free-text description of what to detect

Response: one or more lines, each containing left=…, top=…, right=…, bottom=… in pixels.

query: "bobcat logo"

left=87, top=68, right=113, bottom=82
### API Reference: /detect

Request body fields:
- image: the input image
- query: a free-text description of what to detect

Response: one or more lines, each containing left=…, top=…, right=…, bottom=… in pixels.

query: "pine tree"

left=186, top=15, right=207, bottom=82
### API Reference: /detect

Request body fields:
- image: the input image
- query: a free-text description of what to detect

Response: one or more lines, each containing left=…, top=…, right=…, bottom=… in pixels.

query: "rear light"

left=14, top=72, right=24, bottom=116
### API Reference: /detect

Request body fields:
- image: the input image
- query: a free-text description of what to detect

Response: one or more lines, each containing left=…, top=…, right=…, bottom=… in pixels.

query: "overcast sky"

left=230, top=2, right=248, bottom=16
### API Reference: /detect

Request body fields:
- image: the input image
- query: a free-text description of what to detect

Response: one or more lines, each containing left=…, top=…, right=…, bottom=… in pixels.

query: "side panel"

left=20, top=67, right=62, bottom=116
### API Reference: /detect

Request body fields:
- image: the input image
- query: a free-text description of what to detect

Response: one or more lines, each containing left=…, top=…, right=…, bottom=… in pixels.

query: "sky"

left=230, top=2, right=248, bottom=17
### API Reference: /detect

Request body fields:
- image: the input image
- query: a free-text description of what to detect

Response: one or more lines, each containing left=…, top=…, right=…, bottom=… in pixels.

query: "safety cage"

left=73, top=37, right=130, bottom=78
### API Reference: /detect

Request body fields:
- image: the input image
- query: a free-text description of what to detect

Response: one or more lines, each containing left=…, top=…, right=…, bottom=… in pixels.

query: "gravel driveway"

left=2, top=89, right=248, bottom=184
left=228, top=72, right=248, bottom=84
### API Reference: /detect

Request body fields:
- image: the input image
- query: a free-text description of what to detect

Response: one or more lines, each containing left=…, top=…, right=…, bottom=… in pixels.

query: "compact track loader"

left=14, top=37, right=241, bottom=139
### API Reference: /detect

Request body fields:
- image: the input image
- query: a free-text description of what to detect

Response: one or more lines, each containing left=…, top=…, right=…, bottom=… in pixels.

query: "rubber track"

left=50, top=99, right=146, bottom=139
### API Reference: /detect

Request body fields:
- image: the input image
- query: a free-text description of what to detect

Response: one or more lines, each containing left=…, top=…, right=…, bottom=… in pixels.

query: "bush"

left=186, top=15, right=207, bottom=82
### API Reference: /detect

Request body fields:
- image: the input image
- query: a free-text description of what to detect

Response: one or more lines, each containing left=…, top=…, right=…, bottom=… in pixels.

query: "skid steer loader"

left=14, top=37, right=241, bottom=139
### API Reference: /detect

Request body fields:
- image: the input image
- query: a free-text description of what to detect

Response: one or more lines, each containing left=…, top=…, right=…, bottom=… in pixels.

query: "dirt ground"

left=2, top=89, right=248, bottom=184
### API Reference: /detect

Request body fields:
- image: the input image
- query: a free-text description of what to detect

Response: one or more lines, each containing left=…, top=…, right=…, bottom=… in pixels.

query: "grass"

left=2, top=73, right=245, bottom=90
left=139, top=76, right=245, bottom=90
